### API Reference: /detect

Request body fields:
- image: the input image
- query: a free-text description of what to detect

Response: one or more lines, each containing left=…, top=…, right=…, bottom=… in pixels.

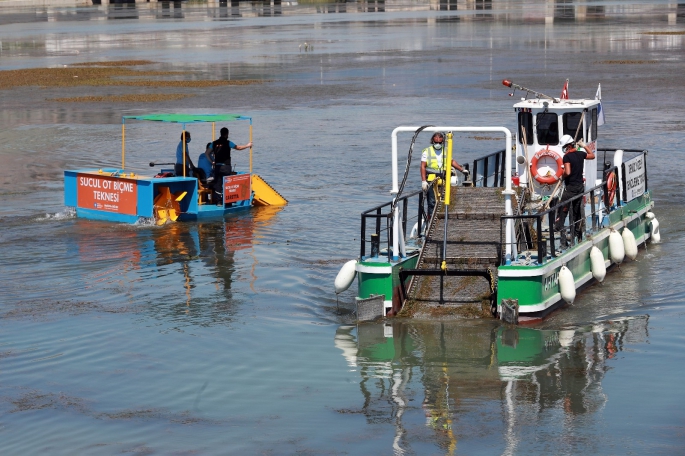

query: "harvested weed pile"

left=71, top=60, right=156, bottom=67
left=0, top=60, right=263, bottom=90
left=597, top=60, right=659, bottom=65
left=48, top=93, right=192, bottom=103
left=640, top=31, right=685, bottom=35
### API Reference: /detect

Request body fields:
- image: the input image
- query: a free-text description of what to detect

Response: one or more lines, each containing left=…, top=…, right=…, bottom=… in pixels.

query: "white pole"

left=391, top=126, right=513, bottom=261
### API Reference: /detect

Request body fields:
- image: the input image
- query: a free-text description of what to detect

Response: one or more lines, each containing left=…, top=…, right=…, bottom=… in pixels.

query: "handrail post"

left=500, top=217, right=504, bottom=265
left=402, top=197, right=408, bottom=239
left=569, top=197, right=576, bottom=246
left=387, top=215, right=392, bottom=261
left=494, top=152, right=500, bottom=187
left=537, top=215, right=543, bottom=263
left=121, top=120, right=126, bottom=170
left=549, top=211, right=556, bottom=257
left=375, top=208, right=382, bottom=237
left=473, top=160, right=479, bottom=187
left=182, top=124, right=187, bottom=177
left=418, top=191, right=424, bottom=238
left=483, top=156, right=489, bottom=187
left=360, top=214, right=366, bottom=258
left=590, top=189, right=597, bottom=231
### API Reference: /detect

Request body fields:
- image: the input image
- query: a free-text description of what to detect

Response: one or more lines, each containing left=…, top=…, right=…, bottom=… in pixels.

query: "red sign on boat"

left=77, top=173, right=138, bottom=215
left=223, top=174, right=251, bottom=204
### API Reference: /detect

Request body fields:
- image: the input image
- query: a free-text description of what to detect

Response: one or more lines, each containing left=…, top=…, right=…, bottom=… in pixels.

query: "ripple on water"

left=1, top=4, right=685, bottom=454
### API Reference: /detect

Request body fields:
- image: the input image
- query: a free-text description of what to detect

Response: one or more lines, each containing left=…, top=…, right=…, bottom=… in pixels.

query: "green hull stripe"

left=357, top=255, right=419, bottom=300
left=498, top=194, right=653, bottom=312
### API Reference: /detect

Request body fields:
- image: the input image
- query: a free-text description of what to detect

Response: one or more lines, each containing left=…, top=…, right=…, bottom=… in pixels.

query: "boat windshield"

left=536, top=112, right=558, bottom=145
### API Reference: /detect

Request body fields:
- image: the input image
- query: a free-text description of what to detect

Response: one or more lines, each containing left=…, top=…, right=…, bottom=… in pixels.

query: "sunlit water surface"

left=1, top=1, right=684, bottom=454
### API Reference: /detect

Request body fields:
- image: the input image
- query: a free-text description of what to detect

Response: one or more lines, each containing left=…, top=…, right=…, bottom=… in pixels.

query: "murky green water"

left=1, top=1, right=684, bottom=454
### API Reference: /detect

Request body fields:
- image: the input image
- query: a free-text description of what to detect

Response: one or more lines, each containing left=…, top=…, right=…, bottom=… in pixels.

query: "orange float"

left=606, top=171, right=617, bottom=206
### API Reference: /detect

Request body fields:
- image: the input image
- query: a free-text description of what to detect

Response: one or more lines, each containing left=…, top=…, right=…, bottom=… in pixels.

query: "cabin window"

left=536, top=112, right=559, bottom=145
left=590, top=108, right=598, bottom=141
left=563, top=112, right=584, bottom=139
left=518, top=112, right=533, bottom=144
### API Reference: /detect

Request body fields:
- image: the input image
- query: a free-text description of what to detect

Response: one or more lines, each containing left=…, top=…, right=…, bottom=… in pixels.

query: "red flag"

left=560, top=79, right=569, bottom=99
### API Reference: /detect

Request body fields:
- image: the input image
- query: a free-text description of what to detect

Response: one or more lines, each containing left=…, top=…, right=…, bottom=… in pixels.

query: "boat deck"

left=403, top=186, right=504, bottom=318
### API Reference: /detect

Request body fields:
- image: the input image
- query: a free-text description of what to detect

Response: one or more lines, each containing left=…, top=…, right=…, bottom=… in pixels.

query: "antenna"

left=502, top=79, right=558, bottom=101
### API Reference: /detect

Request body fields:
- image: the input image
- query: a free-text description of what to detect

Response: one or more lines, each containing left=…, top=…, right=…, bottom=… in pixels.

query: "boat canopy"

left=119, top=113, right=253, bottom=171
left=122, top=113, right=251, bottom=124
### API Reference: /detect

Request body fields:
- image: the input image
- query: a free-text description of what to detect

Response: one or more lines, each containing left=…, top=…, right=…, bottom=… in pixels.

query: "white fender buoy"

left=622, top=227, right=638, bottom=260
left=559, top=265, right=576, bottom=304
left=609, top=229, right=625, bottom=264
left=651, top=218, right=661, bottom=243
left=590, top=246, right=606, bottom=282
left=646, top=212, right=661, bottom=243
left=334, top=260, right=357, bottom=294
left=409, top=222, right=419, bottom=239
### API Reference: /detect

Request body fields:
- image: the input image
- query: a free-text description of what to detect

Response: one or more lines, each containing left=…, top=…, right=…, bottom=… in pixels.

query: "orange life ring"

left=606, top=171, right=617, bottom=205
left=530, top=148, right=564, bottom=185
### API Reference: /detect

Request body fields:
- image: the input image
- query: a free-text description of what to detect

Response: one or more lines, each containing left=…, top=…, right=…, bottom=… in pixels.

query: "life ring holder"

left=530, top=148, right=563, bottom=185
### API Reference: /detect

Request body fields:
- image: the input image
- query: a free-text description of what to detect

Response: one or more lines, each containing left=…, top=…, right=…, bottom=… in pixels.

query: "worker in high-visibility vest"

left=420, top=132, right=469, bottom=217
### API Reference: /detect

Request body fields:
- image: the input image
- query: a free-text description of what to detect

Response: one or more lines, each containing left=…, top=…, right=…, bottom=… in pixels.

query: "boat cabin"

left=514, top=98, right=601, bottom=194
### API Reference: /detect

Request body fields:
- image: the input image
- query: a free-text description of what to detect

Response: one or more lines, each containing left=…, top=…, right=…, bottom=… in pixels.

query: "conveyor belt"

left=402, top=186, right=504, bottom=318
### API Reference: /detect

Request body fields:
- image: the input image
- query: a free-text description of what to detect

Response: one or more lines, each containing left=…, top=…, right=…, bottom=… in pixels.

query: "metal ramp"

left=401, top=186, right=503, bottom=318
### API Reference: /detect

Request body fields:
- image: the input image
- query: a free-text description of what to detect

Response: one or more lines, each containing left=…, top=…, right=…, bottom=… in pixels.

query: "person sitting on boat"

left=420, top=132, right=468, bottom=217
left=197, top=142, right=215, bottom=182
left=554, top=134, right=595, bottom=248
left=212, top=127, right=253, bottom=199
left=175, top=131, right=195, bottom=178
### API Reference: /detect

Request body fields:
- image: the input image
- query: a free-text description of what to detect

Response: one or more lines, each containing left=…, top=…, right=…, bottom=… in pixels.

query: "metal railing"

left=360, top=190, right=424, bottom=260
left=499, top=166, right=623, bottom=266
left=471, top=149, right=506, bottom=188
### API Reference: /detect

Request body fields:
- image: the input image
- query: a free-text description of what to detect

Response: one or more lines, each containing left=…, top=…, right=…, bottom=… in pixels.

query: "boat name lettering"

left=626, top=174, right=645, bottom=191
left=78, top=177, right=135, bottom=193
left=543, top=271, right=559, bottom=291
left=79, top=176, right=102, bottom=188
left=92, top=190, right=120, bottom=202
left=623, top=154, right=646, bottom=202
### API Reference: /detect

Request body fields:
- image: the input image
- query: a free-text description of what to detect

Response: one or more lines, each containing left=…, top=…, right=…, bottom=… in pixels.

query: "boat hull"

left=65, top=168, right=255, bottom=224
left=497, top=193, right=654, bottom=321
left=356, top=253, right=419, bottom=316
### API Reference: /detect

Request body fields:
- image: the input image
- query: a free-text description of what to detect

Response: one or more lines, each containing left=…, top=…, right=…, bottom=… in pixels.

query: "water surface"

left=1, top=1, right=684, bottom=454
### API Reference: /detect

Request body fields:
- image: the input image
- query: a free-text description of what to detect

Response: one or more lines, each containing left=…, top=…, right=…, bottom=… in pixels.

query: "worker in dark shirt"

left=212, top=127, right=253, bottom=202
left=554, top=134, right=595, bottom=248
left=175, top=131, right=195, bottom=177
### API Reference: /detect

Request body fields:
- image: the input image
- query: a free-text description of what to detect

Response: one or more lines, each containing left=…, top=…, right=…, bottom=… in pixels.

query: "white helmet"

left=559, top=134, right=574, bottom=148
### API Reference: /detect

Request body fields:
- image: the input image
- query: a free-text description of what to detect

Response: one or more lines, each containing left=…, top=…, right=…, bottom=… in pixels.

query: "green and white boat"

left=335, top=80, right=660, bottom=323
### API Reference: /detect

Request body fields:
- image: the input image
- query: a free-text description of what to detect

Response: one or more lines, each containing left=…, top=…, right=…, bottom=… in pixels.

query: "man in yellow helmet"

left=420, top=132, right=468, bottom=217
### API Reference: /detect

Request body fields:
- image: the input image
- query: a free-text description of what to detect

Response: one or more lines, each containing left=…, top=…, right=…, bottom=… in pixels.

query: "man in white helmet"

left=554, top=134, right=595, bottom=248
left=420, top=132, right=469, bottom=218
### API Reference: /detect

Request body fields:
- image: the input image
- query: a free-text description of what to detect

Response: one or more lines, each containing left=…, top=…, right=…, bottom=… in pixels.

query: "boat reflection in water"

left=334, top=316, right=648, bottom=454
left=147, top=204, right=284, bottom=295
left=71, top=205, right=283, bottom=324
